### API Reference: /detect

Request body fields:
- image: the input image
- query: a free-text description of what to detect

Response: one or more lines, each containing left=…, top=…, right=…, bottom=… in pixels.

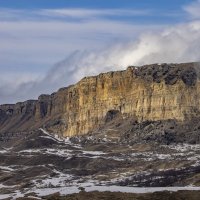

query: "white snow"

left=32, top=169, right=74, bottom=189
left=39, top=136, right=56, bottom=140
left=0, top=183, right=16, bottom=188
left=131, top=152, right=171, bottom=161
left=40, top=128, right=63, bottom=143
left=39, top=128, right=83, bottom=149
left=0, top=190, right=24, bottom=200
left=0, top=166, right=14, bottom=171
left=26, top=196, right=42, bottom=200
left=26, top=185, right=200, bottom=198
left=155, top=153, right=171, bottom=160
left=0, top=150, right=7, bottom=154
left=0, top=147, right=13, bottom=154
left=82, top=151, right=106, bottom=156
left=40, top=128, right=71, bottom=144
left=166, top=144, right=200, bottom=152
left=19, top=148, right=73, bottom=158
left=19, top=149, right=41, bottom=153
left=0, top=194, right=13, bottom=200
left=187, top=155, right=200, bottom=161
left=45, top=148, right=72, bottom=157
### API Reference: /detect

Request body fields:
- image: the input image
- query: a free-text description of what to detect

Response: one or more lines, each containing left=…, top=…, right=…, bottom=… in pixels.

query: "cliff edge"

left=0, top=62, right=200, bottom=136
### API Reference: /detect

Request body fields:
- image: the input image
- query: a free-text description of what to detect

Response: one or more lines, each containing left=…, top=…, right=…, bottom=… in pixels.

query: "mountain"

left=1, top=62, right=200, bottom=199
left=0, top=62, right=199, bottom=138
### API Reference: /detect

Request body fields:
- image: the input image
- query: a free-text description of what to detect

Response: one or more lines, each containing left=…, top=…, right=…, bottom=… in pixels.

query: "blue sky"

left=0, top=0, right=192, bottom=24
left=0, top=0, right=192, bottom=9
left=0, top=0, right=200, bottom=103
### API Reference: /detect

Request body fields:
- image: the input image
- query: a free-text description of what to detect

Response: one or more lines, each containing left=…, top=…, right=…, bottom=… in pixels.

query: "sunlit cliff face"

left=0, top=63, right=200, bottom=137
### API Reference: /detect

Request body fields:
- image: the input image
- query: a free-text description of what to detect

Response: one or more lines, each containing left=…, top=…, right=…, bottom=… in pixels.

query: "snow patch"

left=0, top=150, right=7, bottom=154
left=0, top=166, right=14, bottom=171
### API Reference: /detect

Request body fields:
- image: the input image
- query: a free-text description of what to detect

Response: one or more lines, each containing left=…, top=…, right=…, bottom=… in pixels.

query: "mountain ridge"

left=0, top=62, right=200, bottom=136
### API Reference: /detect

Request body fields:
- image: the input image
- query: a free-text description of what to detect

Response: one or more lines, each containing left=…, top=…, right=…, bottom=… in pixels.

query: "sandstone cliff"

left=0, top=62, right=200, bottom=136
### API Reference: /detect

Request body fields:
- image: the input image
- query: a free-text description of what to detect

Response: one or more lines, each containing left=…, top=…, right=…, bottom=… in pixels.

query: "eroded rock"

left=0, top=62, right=199, bottom=137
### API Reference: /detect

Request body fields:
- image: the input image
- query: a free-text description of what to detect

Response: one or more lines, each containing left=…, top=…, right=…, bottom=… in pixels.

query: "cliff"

left=0, top=62, right=200, bottom=136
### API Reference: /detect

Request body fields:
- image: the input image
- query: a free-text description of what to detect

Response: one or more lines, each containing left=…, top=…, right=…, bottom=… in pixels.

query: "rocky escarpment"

left=0, top=62, right=200, bottom=136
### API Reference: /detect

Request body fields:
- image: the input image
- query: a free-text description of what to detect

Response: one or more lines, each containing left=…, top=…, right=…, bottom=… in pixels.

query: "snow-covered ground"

left=19, top=148, right=73, bottom=158
left=165, top=144, right=200, bottom=152
left=31, top=185, right=200, bottom=197
left=32, top=169, right=74, bottom=188
left=0, top=150, right=7, bottom=154
left=0, top=166, right=14, bottom=172
left=1, top=185, right=200, bottom=200
left=1, top=129, right=200, bottom=199
left=40, top=128, right=73, bottom=145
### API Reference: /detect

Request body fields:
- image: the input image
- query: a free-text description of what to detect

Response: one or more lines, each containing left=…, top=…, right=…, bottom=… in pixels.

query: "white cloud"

left=0, top=13, right=163, bottom=76
left=183, top=0, right=200, bottom=19
left=39, top=8, right=152, bottom=19
left=0, top=8, right=164, bottom=103
left=0, top=8, right=152, bottom=21
left=2, top=19, right=200, bottom=104
left=0, top=72, right=41, bottom=103
left=43, top=20, right=200, bottom=85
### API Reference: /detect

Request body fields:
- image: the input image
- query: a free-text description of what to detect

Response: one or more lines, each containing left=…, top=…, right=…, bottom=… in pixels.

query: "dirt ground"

left=17, top=190, right=200, bottom=200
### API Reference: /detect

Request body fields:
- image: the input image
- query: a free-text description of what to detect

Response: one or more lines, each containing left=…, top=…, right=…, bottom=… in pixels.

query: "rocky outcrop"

left=0, top=62, right=200, bottom=136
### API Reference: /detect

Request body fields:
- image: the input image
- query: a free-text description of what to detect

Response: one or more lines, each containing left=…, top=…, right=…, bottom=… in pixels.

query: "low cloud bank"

left=1, top=1, right=200, bottom=104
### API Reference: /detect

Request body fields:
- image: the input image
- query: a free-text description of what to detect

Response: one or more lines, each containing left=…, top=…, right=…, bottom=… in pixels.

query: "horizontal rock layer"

left=0, top=62, right=200, bottom=136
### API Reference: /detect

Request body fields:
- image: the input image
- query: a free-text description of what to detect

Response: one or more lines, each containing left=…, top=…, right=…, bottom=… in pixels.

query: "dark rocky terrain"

left=1, top=117, right=200, bottom=199
left=16, top=190, right=200, bottom=200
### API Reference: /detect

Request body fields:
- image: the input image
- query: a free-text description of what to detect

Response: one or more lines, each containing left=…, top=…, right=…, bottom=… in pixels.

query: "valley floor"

left=1, top=129, right=200, bottom=199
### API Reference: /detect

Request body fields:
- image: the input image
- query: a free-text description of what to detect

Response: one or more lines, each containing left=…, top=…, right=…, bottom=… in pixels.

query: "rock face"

left=0, top=62, right=200, bottom=136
